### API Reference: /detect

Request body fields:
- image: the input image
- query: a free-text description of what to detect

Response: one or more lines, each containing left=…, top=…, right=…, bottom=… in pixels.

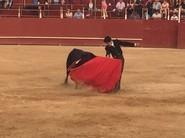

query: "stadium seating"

left=0, top=0, right=184, bottom=22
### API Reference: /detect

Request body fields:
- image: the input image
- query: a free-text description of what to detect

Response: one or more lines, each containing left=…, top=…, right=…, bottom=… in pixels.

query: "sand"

left=0, top=45, right=185, bottom=138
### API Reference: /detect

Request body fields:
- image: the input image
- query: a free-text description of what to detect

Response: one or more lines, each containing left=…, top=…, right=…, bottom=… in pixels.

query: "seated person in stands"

left=5, top=0, right=12, bottom=8
left=101, top=0, right=108, bottom=18
left=32, top=0, right=38, bottom=5
left=129, top=9, right=140, bottom=19
left=152, top=9, right=162, bottom=19
left=134, top=0, right=143, bottom=18
left=161, top=0, right=169, bottom=19
left=127, top=0, right=135, bottom=18
left=145, top=0, right=153, bottom=18
left=88, top=0, right=93, bottom=15
left=0, top=0, right=7, bottom=8
left=61, top=0, right=65, bottom=5
left=86, top=0, right=94, bottom=17
left=0, top=0, right=3, bottom=8
left=65, top=9, right=73, bottom=18
left=73, top=9, right=84, bottom=19
left=24, top=0, right=39, bottom=9
left=181, top=0, right=185, bottom=16
left=45, top=0, right=49, bottom=5
left=153, top=0, right=161, bottom=11
left=170, top=12, right=178, bottom=20
left=53, top=0, right=60, bottom=4
left=114, top=0, right=125, bottom=17
left=181, top=0, right=185, bottom=9
left=44, top=0, right=49, bottom=16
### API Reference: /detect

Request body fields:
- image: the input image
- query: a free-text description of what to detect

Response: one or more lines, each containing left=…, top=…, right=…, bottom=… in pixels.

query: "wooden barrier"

left=142, top=20, right=178, bottom=48
left=177, top=22, right=185, bottom=49
left=0, top=18, right=184, bottom=48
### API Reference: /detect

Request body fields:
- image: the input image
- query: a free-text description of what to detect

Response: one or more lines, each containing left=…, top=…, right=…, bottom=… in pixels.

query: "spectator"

left=65, top=9, right=73, bottom=18
left=181, top=0, right=185, bottom=9
left=32, top=0, right=38, bottom=5
left=73, top=9, right=84, bottom=19
left=0, top=0, right=3, bottom=8
left=129, top=9, right=141, bottom=19
left=88, top=0, right=93, bottom=15
left=47, top=0, right=51, bottom=4
left=44, top=0, right=49, bottom=16
left=3, top=0, right=7, bottom=8
left=153, top=0, right=161, bottom=11
left=170, top=12, right=178, bottom=20
left=45, top=0, right=48, bottom=5
left=7, top=0, right=12, bottom=8
left=61, top=0, right=65, bottom=5
left=53, top=0, right=59, bottom=4
left=127, top=0, right=135, bottom=18
left=181, top=0, right=185, bottom=15
left=107, top=1, right=114, bottom=16
left=161, top=0, right=169, bottom=19
left=146, top=0, right=153, bottom=18
left=152, top=9, right=162, bottom=18
left=134, top=0, right=143, bottom=18
left=101, top=0, right=108, bottom=18
left=115, top=0, right=125, bottom=17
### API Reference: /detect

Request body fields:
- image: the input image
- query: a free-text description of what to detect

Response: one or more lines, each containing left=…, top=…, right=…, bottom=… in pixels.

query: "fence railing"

left=0, top=3, right=184, bottom=23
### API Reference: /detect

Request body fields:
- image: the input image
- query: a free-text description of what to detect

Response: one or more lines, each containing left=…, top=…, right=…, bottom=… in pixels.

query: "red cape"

left=69, top=56, right=122, bottom=93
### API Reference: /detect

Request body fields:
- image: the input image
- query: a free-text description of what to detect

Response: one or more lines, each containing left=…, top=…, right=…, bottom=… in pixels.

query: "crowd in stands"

left=0, top=0, right=185, bottom=20
left=0, top=0, right=13, bottom=8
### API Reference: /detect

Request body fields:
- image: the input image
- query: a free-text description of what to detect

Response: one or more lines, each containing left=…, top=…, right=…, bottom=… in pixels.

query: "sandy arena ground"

left=0, top=45, right=185, bottom=138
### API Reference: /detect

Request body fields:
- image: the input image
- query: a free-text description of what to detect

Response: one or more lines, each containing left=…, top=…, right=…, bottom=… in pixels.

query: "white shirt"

left=152, top=13, right=162, bottom=18
left=116, top=2, right=125, bottom=10
left=171, top=15, right=178, bottom=20
left=66, top=12, right=73, bottom=18
left=89, top=2, right=93, bottom=9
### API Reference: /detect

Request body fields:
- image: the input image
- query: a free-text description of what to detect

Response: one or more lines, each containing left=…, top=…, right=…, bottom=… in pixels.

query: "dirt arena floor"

left=0, top=45, right=185, bottom=138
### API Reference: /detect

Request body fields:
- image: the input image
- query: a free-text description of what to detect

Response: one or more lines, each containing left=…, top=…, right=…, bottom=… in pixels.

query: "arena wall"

left=0, top=18, right=184, bottom=48
left=177, top=22, right=185, bottom=49
left=142, top=20, right=178, bottom=48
